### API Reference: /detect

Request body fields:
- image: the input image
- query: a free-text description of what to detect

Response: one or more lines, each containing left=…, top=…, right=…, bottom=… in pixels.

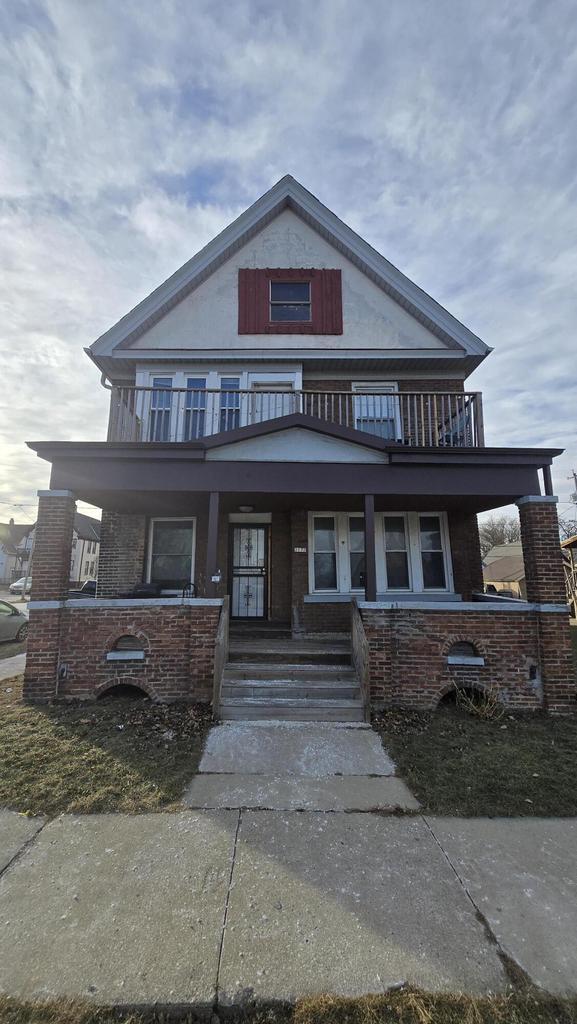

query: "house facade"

left=0, top=521, right=33, bottom=585
left=24, top=176, right=575, bottom=717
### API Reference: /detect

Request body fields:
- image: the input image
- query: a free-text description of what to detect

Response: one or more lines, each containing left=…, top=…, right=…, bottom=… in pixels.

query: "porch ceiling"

left=28, top=439, right=560, bottom=515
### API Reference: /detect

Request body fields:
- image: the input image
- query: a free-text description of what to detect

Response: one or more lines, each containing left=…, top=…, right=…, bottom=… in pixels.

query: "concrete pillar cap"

left=37, top=489, right=76, bottom=498
left=516, top=495, right=558, bottom=507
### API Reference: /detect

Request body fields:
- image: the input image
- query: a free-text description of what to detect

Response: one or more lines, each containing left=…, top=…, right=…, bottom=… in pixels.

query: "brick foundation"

left=24, top=602, right=221, bottom=703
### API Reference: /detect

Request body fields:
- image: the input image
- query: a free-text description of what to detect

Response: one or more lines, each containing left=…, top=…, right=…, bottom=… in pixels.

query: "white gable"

left=205, top=427, right=387, bottom=463
left=129, top=209, right=447, bottom=354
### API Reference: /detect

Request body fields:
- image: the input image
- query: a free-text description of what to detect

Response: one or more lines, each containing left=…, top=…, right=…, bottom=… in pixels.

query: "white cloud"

left=0, top=0, right=575, bottom=521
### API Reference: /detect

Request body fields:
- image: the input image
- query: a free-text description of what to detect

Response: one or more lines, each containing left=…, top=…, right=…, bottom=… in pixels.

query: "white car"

left=9, top=576, right=32, bottom=595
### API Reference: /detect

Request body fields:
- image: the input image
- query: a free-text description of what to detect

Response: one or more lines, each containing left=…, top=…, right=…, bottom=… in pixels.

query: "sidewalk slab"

left=0, top=653, right=26, bottom=681
left=0, top=810, right=45, bottom=873
left=427, top=817, right=577, bottom=996
left=0, top=811, right=238, bottom=1009
left=200, top=722, right=395, bottom=776
left=184, top=773, right=418, bottom=811
left=218, top=811, right=505, bottom=1004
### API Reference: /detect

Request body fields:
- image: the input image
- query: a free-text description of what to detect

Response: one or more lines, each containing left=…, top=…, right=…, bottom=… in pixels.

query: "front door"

left=229, top=525, right=269, bottom=618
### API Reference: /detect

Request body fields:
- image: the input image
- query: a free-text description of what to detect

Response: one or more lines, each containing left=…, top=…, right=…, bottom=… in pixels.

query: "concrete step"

left=224, top=662, right=356, bottom=682
left=219, top=697, right=365, bottom=722
left=228, top=645, right=351, bottom=666
left=221, top=681, right=361, bottom=700
left=229, top=628, right=292, bottom=641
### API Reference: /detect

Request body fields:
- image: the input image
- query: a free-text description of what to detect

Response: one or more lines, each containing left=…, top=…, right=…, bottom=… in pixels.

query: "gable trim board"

left=88, top=176, right=490, bottom=367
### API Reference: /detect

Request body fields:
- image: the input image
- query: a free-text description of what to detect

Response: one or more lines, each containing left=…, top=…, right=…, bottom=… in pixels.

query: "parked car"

left=9, top=576, right=32, bottom=595
left=0, top=600, right=28, bottom=642
left=68, top=579, right=97, bottom=597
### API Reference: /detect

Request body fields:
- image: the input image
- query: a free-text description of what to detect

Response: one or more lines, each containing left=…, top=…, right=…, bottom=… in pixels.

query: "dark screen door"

left=230, top=526, right=268, bottom=618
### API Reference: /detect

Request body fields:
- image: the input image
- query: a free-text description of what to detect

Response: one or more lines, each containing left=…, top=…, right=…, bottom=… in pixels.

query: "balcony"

left=107, top=386, right=485, bottom=448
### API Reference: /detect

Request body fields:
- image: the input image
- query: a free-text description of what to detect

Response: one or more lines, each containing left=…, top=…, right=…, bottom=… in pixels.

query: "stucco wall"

left=128, top=209, right=448, bottom=354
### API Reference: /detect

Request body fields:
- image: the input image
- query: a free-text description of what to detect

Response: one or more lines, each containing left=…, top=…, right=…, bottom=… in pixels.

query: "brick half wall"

left=360, top=605, right=575, bottom=712
left=24, top=602, right=222, bottom=703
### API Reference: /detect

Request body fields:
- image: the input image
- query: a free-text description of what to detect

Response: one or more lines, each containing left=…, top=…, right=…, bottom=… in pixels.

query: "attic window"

left=270, top=281, right=311, bottom=322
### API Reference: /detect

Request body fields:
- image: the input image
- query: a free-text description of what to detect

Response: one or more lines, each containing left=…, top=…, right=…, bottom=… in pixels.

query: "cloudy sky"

left=0, top=0, right=576, bottom=523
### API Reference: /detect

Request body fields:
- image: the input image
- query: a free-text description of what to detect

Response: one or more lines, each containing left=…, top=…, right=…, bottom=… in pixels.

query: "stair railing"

left=351, top=598, right=371, bottom=722
left=212, top=596, right=230, bottom=719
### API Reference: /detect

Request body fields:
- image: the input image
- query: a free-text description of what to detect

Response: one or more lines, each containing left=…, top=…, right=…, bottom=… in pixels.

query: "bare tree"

left=479, top=514, right=521, bottom=559
left=559, top=516, right=577, bottom=541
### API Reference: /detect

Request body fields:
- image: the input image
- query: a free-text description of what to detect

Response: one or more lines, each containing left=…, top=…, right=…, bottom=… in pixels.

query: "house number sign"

left=293, top=546, right=307, bottom=553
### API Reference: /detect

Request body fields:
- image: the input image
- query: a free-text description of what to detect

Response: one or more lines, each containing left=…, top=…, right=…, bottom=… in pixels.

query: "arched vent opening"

left=114, top=635, right=145, bottom=652
left=106, top=634, right=146, bottom=662
left=448, top=641, right=478, bottom=658
left=97, top=683, right=149, bottom=701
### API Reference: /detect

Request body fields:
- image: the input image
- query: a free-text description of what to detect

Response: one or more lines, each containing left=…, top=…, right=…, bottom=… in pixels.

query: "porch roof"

left=28, top=413, right=561, bottom=516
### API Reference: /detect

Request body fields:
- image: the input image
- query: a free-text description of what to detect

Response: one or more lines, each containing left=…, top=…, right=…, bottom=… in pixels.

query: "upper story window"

left=238, top=268, right=342, bottom=335
left=270, top=281, right=311, bottom=322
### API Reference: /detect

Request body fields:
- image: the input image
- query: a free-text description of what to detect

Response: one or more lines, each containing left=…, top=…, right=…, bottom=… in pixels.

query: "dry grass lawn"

left=0, top=676, right=211, bottom=816
left=1, top=991, right=577, bottom=1024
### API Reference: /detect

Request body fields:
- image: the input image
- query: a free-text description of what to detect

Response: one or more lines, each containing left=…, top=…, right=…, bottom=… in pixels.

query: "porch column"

left=206, top=491, right=220, bottom=597
left=517, top=496, right=566, bottom=604
left=364, top=494, right=377, bottom=602
left=517, top=495, right=575, bottom=713
left=24, top=489, right=76, bottom=702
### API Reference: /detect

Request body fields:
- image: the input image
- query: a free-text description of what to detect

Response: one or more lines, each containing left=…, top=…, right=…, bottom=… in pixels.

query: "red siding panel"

left=238, top=268, right=342, bottom=335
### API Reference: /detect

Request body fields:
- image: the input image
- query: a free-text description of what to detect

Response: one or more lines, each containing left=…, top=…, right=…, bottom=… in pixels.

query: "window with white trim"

left=183, top=377, right=207, bottom=440
left=149, top=377, right=172, bottom=441
left=352, top=382, right=401, bottom=441
left=309, top=511, right=453, bottom=595
left=382, top=515, right=411, bottom=589
left=418, top=514, right=447, bottom=589
left=147, top=518, right=196, bottom=592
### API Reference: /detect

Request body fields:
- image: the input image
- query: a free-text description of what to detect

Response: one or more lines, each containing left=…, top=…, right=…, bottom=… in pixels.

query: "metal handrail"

left=108, top=386, right=485, bottom=448
left=212, top=595, right=230, bottom=719
left=351, top=598, right=371, bottom=722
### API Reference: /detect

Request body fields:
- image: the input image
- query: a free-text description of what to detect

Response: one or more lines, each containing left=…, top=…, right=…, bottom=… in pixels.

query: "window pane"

left=386, top=551, right=410, bottom=589
left=350, top=552, right=366, bottom=589
left=150, top=521, right=193, bottom=587
left=420, top=516, right=442, bottom=551
left=314, top=517, right=336, bottom=551
left=270, top=303, right=311, bottom=322
left=349, top=517, right=365, bottom=552
left=422, top=551, right=446, bottom=589
left=271, top=282, right=310, bottom=302
left=384, top=517, right=407, bottom=551
left=356, top=419, right=396, bottom=439
left=314, top=552, right=337, bottom=590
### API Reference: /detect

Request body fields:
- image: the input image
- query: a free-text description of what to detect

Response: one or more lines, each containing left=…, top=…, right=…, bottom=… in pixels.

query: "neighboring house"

left=23, top=176, right=575, bottom=715
left=17, top=513, right=101, bottom=585
left=562, top=535, right=577, bottom=619
left=483, top=546, right=526, bottom=600
left=69, top=513, right=101, bottom=584
left=0, top=521, right=33, bottom=585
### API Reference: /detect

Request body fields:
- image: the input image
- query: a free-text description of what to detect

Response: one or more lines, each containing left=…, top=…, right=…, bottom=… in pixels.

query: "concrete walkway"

left=184, top=721, right=418, bottom=811
left=1, top=721, right=576, bottom=1008
left=1, top=806, right=577, bottom=1006
left=0, top=652, right=25, bottom=681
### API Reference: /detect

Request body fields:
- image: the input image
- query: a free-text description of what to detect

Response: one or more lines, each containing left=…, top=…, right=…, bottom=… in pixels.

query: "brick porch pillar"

left=517, top=496, right=575, bottom=713
left=23, top=490, right=76, bottom=702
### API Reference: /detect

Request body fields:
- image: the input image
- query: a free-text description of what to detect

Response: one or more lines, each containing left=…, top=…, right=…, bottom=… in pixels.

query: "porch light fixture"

left=238, top=505, right=254, bottom=513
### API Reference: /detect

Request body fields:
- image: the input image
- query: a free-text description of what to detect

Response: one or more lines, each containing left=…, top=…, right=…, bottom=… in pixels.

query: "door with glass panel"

left=230, top=526, right=269, bottom=618
left=249, top=382, right=297, bottom=425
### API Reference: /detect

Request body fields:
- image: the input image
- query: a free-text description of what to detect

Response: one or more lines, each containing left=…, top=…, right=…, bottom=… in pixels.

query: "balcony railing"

left=108, top=386, right=485, bottom=447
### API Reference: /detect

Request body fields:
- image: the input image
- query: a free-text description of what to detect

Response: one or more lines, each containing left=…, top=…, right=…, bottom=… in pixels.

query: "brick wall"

left=97, top=512, right=146, bottom=597
left=270, top=511, right=291, bottom=622
left=518, top=499, right=567, bottom=604
left=302, top=379, right=466, bottom=392
left=360, top=605, right=575, bottom=712
left=361, top=606, right=544, bottom=710
left=31, top=493, right=76, bottom=602
left=448, top=512, right=483, bottom=599
left=24, top=603, right=221, bottom=703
